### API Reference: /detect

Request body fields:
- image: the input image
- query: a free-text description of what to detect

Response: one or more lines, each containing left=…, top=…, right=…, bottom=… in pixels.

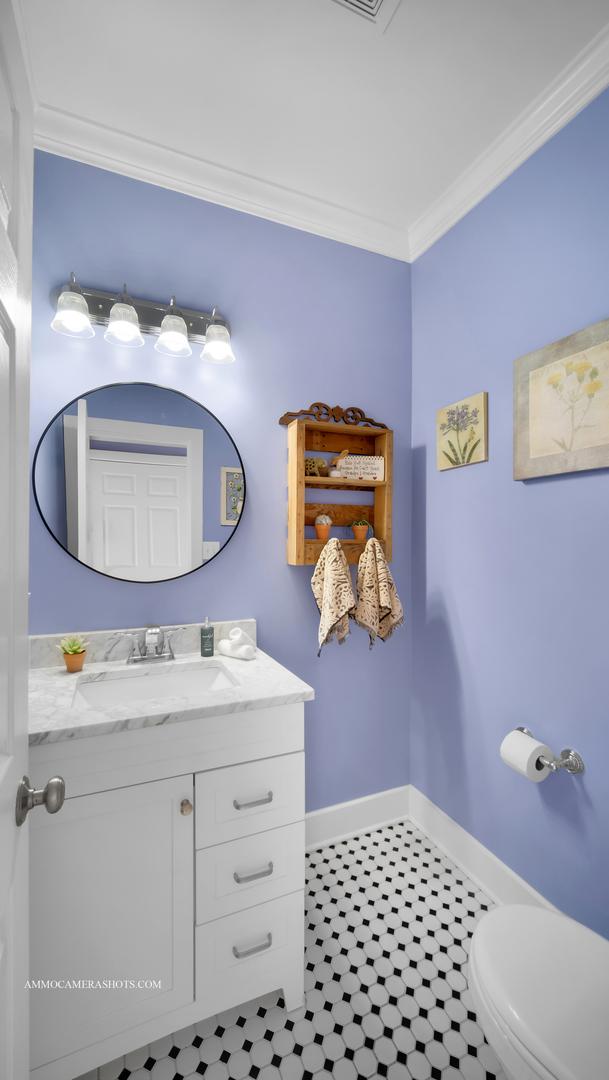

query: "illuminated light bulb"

left=51, top=278, right=94, bottom=339
left=154, top=298, right=192, bottom=358
left=104, top=298, right=144, bottom=348
left=201, top=321, right=235, bottom=364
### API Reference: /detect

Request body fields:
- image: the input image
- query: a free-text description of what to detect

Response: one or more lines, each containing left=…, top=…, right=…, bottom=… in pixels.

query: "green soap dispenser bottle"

left=200, top=617, right=214, bottom=657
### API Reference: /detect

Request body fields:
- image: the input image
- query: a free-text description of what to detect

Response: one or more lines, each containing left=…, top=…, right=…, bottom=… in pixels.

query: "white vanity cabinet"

left=29, top=700, right=307, bottom=1080
left=30, top=777, right=195, bottom=1071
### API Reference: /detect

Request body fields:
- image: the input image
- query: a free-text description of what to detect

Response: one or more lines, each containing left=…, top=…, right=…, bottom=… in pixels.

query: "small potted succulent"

left=315, top=513, right=333, bottom=542
left=57, top=634, right=89, bottom=673
left=351, top=518, right=372, bottom=543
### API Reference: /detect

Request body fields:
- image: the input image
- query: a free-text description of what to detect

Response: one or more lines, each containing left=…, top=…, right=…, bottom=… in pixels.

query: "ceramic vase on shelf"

left=351, top=522, right=370, bottom=543
left=315, top=514, right=332, bottom=542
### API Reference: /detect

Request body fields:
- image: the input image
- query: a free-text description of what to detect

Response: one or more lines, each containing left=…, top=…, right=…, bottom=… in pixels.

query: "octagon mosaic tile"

left=78, top=821, right=506, bottom=1080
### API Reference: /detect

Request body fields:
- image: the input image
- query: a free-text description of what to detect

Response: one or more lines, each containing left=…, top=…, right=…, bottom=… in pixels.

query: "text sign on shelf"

left=335, top=455, right=384, bottom=481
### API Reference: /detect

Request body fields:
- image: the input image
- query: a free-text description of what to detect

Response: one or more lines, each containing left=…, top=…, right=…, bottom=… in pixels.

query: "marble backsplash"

left=29, top=619, right=257, bottom=668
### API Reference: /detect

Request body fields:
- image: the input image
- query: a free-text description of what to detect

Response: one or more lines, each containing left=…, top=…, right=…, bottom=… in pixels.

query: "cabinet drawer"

left=195, top=752, right=304, bottom=848
left=196, top=821, right=305, bottom=924
left=196, top=891, right=304, bottom=1018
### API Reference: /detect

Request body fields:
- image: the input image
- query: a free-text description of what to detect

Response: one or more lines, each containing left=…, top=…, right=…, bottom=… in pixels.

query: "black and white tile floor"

left=81, top=821, right=507, bottom=1080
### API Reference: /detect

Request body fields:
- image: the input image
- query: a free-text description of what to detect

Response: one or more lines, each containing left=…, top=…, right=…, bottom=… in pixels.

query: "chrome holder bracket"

left=539, top=748, right=585, bottom=775
left=516, top=728, right=585, bottom=775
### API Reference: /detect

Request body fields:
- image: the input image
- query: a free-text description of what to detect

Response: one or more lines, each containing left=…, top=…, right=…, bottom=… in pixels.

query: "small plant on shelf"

left=57, top=634, right=88, bottom=674
left=351, top=518, right=372, bottom=543
left=314, top=513, right=333, bottom=542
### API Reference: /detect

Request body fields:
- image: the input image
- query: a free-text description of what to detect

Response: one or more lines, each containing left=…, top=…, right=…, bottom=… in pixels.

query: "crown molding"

left=31, top=21, right=609, bottom=266
left=408, top=22, right=609, bottom=260
left=34, top=103, right=411, bottom=263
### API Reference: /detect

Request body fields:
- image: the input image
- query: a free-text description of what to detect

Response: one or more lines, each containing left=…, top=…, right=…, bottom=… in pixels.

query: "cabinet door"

left=30, top=776, right=194, bottom=1070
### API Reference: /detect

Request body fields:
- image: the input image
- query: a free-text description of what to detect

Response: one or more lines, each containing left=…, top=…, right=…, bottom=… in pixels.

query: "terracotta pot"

left=352, top=524, right=369, bottom=543
left=63, top=651, right=86, bottom=674
left=315, top=523, right=331, bottom=542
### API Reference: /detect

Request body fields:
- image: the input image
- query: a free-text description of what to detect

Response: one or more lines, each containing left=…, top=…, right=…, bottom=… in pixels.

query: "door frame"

left=0, top=3, right=34, bottom=1078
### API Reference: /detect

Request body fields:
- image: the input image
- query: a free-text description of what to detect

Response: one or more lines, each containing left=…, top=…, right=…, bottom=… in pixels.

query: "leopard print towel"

left=353, top=537, right=404, bottom=647
left=311, top=538, right=356, bottom=655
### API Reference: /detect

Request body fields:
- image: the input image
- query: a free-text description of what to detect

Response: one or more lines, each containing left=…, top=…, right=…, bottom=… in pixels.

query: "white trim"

left=33, top=104, right=411, bottom=263
left=408, top=23, right=609, bottom=259
left=305, top=784, right=554, bottom=911
left=305, top=785, right=410, bottom=850
left=407, top=786, right=554, bottom=910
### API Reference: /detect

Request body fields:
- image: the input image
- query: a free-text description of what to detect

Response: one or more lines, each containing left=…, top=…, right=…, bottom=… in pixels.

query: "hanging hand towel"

left=353, top=537, right=404, bottom=647
left=311, top=538, right=356, bottom=655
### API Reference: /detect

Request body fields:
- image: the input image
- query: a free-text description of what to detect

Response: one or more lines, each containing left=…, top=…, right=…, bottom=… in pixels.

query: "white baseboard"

left=305, top=783, right=553, bottom=911
left=407, top=786, right=553, bottom=909
left=305, top=785, right=410, bottom=850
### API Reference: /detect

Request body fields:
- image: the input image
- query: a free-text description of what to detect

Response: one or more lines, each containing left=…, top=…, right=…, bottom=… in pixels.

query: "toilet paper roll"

left=500, top=729, right=552, bottom=783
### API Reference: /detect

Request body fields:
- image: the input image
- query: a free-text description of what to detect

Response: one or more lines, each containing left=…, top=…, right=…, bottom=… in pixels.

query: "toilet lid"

left=470, top=906, right=609, bottom=1080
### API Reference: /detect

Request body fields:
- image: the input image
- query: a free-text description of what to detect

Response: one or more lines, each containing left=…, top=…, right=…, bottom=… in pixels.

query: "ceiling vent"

left=331, top=0, right=402, bottom=32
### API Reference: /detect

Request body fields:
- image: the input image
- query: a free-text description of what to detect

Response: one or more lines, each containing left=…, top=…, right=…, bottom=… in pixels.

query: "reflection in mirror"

left=33, top=383, right=245, bottom=582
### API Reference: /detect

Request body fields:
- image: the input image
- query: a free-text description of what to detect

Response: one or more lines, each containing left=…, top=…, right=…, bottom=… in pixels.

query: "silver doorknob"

left=15, top=775, right=66, bottom=827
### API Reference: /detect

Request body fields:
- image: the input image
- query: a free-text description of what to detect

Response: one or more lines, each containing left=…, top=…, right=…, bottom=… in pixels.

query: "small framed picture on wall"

left=220, top=467, right=244, bottom=525
left=436, top=391, right=488, bottom=470
left=514, top=317, right=609, bottom=479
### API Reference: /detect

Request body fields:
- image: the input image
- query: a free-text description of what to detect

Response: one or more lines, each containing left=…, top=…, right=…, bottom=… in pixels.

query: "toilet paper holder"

left=516, top=728, right=585, bottom=775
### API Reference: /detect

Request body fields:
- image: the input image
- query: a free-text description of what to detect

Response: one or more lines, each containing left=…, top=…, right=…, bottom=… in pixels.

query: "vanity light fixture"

left=104, top=285, right=145, bottom=348
left=50, top=276, right=234, bottom=362
left=154, top=296, right=192, bottom=358
left=201, top=308, right=235, bottom=364
left=50, top=273, right=95, bottom=339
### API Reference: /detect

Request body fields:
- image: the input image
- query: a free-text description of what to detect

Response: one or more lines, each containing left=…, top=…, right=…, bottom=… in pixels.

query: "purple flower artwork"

left=436, top=392, right=488, bottom=470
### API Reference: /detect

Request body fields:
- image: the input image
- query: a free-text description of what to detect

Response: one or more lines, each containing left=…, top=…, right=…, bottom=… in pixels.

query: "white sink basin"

left=73, top=660, right=237, bottom=710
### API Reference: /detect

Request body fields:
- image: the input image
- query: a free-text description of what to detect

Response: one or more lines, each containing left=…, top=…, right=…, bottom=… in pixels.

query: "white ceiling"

left=16, top=0, right=609, bottom=259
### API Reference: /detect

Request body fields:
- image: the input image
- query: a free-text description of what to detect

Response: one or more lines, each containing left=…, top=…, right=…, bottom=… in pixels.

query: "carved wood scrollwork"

left=278, top=402, right=387, bottom=428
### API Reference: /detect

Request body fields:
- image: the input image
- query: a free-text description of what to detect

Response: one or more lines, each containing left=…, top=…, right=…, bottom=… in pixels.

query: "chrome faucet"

left=144, top=625, right=161, bottom=656
left=127, top=626, right=176, bottom=664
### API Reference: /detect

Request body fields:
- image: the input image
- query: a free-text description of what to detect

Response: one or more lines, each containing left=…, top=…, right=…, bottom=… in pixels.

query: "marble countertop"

left=29, top=649, right=314, bottom=745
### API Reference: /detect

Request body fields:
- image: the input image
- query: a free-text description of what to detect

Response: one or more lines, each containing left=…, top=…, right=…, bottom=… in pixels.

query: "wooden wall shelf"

left=285, top=419, right=393, bottom=566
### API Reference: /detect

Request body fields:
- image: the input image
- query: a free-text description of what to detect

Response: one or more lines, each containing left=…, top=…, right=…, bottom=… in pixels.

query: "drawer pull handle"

left=233, top=790, right=273, bottom=811
left=233, top=861, right=274, bottom=885
left=232, top=933, right=273, bottom=960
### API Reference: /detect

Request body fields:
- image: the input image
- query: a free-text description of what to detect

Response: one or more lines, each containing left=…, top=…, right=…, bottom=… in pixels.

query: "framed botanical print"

left=220, top=467, right=244, bottom=525
left=436, top=392, right=488, bottom=471
left=514, top=317, right=609, bottom=479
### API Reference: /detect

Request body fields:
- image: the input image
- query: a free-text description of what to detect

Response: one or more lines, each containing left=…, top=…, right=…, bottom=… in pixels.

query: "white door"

left=30, top=777, right=194, bottom=1076
left=0, top=5, right=34, bottom=1079
left=87, top=454, right=194, bottom=579
left=64, top=414, right=203, bottom=579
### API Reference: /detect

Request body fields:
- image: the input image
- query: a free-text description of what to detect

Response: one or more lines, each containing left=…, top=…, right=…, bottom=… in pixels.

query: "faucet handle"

left=144, top=625, right=161, bottom=655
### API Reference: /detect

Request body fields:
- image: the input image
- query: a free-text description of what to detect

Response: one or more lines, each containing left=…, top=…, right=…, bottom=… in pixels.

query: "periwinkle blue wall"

left=30, top=151, right=412, bottom=813
left=411, top=88, right=609, bottom=935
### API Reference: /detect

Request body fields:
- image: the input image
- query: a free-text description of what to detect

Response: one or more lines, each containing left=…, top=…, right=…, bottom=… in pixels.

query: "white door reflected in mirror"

left=33, top=382, right=245, bottom=582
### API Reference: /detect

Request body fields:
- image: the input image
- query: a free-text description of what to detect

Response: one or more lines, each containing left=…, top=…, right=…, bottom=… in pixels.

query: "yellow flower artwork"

left=514, top=317, right=609, bottom=479
left=528, top=341, right=609, bottom=458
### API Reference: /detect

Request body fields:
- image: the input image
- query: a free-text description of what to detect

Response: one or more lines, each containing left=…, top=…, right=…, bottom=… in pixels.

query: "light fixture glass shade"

left=201, top=323, right=235, bottom=364
left=104, top=301, right=144, bottom=348
left=154, top=313, right=192, bottom=358
left=51, top=289, right=94, bottom=339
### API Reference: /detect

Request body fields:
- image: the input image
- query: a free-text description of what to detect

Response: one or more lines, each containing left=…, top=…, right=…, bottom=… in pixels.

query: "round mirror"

left=33, top=382, right=246, bottom=582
